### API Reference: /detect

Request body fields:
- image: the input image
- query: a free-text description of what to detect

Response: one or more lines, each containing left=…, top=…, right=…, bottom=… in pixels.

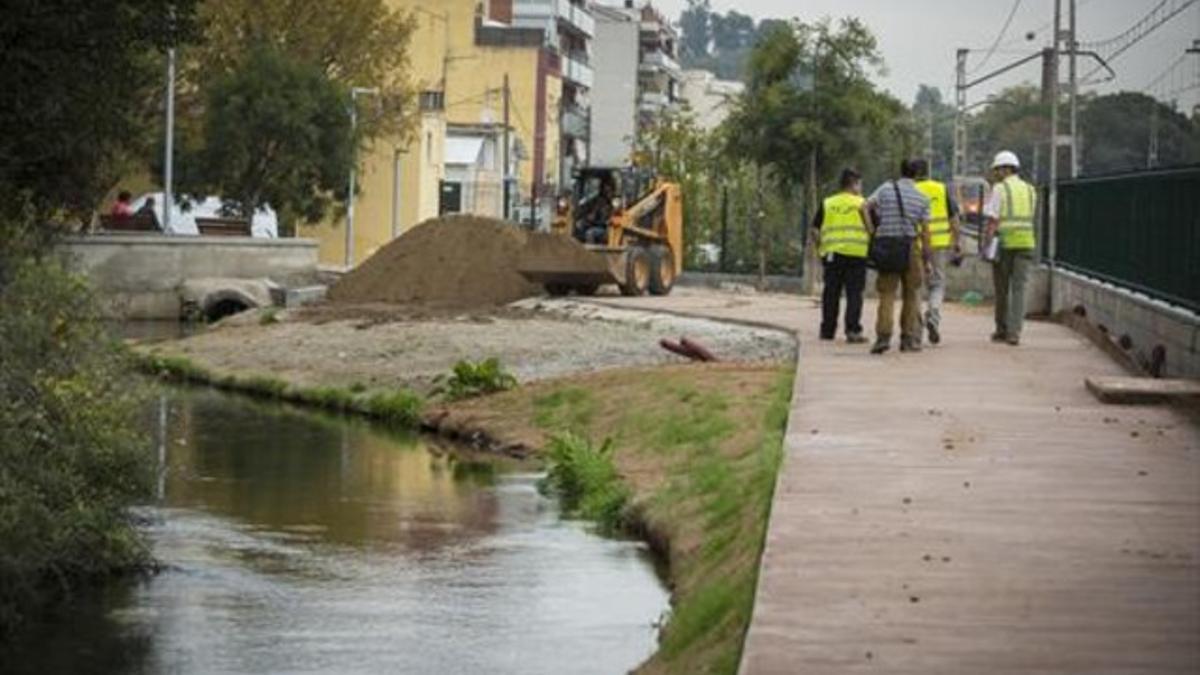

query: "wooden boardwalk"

left=591, top=289, right=1200, bottom=674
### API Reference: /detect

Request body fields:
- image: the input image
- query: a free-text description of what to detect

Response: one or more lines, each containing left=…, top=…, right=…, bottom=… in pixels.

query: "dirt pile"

left=328, top=215, right=543, bottom=309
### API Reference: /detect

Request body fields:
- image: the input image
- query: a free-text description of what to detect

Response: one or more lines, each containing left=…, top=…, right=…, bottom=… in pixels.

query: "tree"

left=722, top=18, right=916, bottom=280
left=912, top=84, right=956, bottom=179
left=180, top=48, right=355, bottom=232
left=188, top=0, right=417, bottom=141
left=0, top=0, right=199, bottom=222
left=1080, top=92, right=1200, bottom=174
left=965, top=85, right=1049, bottom=180
left=679, top=0, right=712, bottom=63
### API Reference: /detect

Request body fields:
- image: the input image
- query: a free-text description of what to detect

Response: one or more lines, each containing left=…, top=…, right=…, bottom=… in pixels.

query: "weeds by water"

left=518, top=366, right=795, bottom=674
left=135, top=352, right=425, bottom=429
left=540, top=433, right=630, bottom=533
left=435, top=357, right=518, bottom=401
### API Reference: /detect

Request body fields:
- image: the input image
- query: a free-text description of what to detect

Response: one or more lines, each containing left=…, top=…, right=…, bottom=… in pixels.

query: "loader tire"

left=648, top=245, right=675, bottom=296
left=620, top=248, right=651, bottom=296
left=546, top=283, right=572, bottom=297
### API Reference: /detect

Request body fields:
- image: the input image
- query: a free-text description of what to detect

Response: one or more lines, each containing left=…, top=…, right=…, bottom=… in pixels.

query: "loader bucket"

left=516, top=232, right=620, bottom=287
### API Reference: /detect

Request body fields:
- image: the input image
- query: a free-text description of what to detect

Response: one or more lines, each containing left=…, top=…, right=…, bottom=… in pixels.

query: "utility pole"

left=1048, top=0, right=1062, bottom=308
left=502, top=74, right=512, bottom=222
left=163, top=45, right=175, bottom=233
left=1068, top=0, right=1079, bottom=178
left=345, top=87, right=379, bottom=269
left=953, top=48, right=969, bottom=178
left=925, top=109, right=935, bottom=170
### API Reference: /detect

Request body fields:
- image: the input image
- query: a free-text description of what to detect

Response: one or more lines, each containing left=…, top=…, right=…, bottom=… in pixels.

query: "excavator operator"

left=579, top=179, right=615, bottom=244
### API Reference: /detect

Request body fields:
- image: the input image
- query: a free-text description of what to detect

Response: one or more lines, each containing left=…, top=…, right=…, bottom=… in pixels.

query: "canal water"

left=2, top=387, right=668, bottom=674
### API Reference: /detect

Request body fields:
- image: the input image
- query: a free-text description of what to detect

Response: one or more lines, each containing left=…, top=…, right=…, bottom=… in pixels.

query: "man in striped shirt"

left=863, top=159, right=933, bottom=354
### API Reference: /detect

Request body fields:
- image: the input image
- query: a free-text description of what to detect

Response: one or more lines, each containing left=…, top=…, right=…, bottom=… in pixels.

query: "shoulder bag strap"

left=891, top=180, right=909, bottom=228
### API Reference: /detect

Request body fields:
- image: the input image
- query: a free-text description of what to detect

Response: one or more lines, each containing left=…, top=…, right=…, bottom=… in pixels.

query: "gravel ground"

left=143, top=297, right=796, bottom=394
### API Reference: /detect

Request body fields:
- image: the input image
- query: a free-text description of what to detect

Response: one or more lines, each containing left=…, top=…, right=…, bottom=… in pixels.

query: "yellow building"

left=302, top=0, right=583, bottom=268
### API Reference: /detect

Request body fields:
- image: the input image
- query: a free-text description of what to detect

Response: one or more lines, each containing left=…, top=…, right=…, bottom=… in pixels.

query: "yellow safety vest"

left=819, top=192, right=868, bottom=258
left=997, top=175, right=1037, bottom=251
left=915, top=179, right=952, bottom=249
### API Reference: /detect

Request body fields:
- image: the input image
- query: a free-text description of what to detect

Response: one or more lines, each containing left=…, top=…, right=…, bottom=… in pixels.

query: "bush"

left=366, top=390, right=424, bottom=428
left=540, top=433, right=630, bottom=532
left=435, top=358, right=518, bottom=401
left=0, top=256, right=152, bottom=636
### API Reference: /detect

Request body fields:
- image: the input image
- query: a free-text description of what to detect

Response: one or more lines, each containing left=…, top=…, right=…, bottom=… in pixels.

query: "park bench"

left=98, top=213, right=158, bottom=233
left=196, top=217, right=252, bottom=237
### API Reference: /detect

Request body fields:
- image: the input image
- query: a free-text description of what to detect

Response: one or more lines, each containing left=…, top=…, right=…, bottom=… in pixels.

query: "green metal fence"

left=1055, top=165, right=1200, bottom=313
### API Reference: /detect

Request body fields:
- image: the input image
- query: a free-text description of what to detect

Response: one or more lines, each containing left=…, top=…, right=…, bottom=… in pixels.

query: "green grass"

left=133, top=350, right=425, bottom=429
left=365, top=390, right=424, bottom=428
left=540, top=433, right=631, bottom=533
left=533, top=387, right=595, bottom=432
left=435, top=357, right=518, bottom=401
left=530, top=367, right=795, bottom=674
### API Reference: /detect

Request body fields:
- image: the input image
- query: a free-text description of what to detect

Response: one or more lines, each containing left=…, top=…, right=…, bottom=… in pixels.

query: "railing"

left=561, top=105, right=589, bottom=138
left=639, top=49, right=681, bottom=77
left=512, top=0, right=594, bottom=38
left=1054, top=165, right=1200, bottom=313
left=563, top=53, right=593, bottom=88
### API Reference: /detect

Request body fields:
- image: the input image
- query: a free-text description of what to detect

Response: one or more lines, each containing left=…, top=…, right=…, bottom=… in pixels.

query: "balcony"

left=563, top=53, right=593, bottom=88
left=639, top=49, right=682, bottom=79
left=512, top=0, right=594, bottom=39
left=561, top=105, right=589, bottom=139
left=638, top=90, right=669, bottom=112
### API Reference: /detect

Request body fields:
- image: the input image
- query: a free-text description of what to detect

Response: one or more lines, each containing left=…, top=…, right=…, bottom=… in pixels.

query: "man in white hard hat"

left=983, top=150, right=1038, bottom=346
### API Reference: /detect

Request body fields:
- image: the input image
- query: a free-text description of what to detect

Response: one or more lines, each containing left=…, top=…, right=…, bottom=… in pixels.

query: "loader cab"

left=563, top=167, right=658, bottom=243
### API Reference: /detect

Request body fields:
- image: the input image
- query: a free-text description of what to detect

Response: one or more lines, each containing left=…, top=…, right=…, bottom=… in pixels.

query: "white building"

left=589, top=1, right=682, bottom=167
left=511, top=0, right=596, bottom=181
left=679, top=69, right=744, bottom=131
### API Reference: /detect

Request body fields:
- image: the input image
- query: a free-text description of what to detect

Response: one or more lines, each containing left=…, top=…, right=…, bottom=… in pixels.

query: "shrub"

left=540, top=433, right=630, bottom=532
left=0, top=257, right=152, bottom=636
left=435, top=358, right=518, bottom=401
left=366, top=390, right=424, bottom=428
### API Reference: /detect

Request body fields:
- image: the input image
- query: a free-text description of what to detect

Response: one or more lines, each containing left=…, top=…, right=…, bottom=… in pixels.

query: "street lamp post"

left=346, top=87, right=379, bottom=269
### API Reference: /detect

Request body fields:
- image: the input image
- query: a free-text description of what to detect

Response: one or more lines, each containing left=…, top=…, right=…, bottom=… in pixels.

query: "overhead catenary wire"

left=969, top=0, right=1025, bottom=75
left=1081, top=0, right=1199, bottom=82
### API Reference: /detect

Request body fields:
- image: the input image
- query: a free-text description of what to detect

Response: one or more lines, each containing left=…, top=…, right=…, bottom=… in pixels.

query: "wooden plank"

left=1086, top=376, right=1200, bottom=404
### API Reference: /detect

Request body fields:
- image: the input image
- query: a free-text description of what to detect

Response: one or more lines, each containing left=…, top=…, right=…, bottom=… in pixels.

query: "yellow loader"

left=518, top=166, right=683, bottom=296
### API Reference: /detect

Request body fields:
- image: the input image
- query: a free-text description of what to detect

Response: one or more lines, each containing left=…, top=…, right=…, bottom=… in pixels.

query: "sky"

left=650, top=0, right=1200, bottom=111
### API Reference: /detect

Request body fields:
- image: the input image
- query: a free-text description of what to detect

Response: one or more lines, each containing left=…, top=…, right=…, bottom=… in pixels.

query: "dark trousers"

left=820, top=253, right=867, bottom=338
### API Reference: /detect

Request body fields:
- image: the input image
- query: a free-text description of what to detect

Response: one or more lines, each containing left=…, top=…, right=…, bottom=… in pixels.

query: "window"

left=418, top=90, right=445, bottom=112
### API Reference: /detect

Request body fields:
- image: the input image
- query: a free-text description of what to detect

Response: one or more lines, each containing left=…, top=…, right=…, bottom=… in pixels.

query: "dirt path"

left=144, top=299, right=794, bottom=394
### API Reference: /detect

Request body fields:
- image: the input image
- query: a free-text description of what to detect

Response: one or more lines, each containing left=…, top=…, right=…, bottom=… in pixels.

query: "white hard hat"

left=992, top=150, right=1021, bottom=169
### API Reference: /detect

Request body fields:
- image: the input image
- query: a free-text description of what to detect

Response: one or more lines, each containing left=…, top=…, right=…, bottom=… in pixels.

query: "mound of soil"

left=328, top=215, right=543, bottom=309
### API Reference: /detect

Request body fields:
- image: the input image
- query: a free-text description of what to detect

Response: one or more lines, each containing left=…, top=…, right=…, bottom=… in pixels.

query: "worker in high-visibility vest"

left=983, top=150, right=1038, bottom=346
left=810, top=168, right=870, bottom=343
left=911, top=159, right=961, bottom=346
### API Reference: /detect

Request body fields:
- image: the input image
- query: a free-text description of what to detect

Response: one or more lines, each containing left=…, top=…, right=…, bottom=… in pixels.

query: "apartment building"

left=511, top=0, right=596, bottom=184
left=300, top=0, right=597, bottom=265
left=590, top=1, right=682, bottom=167
left=679, top=69, right=745, bottom=131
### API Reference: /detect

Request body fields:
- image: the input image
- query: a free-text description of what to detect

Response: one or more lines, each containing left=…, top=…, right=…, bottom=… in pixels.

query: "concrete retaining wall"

left=1049, top=268, right=1199, bottom=379
left=59, top=235, right=319, bottom=319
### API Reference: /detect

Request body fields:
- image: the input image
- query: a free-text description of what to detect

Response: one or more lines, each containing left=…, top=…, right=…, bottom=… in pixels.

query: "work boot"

left=927, top=319, right=941, bottom=345
left=1006, top=335, right=1021, bottom=346
left=990, top=331, right=1007, bottom=343
left=846, top=332, right=867, bottom=344
left=900, top=337, right=923, bottom=353
left=870, top=337, right=890, bottom=355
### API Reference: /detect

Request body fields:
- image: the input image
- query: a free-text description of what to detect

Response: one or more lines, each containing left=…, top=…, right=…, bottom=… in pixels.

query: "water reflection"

left=1, top=388, right=667, bottom=675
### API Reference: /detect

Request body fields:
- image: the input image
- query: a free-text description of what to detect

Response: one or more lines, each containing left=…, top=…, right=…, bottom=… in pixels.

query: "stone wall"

left=59, top=235, right=319, bottom=319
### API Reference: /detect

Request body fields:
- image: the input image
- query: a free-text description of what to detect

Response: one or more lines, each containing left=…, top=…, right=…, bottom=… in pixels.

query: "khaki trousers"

left=992, top=248, right=1035, bottom=339
left=876, top=241, right=924, bottom=342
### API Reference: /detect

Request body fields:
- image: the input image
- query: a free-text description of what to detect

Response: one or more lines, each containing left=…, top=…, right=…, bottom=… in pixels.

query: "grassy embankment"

left=141, top=348, right=795, bottom=674
left=447, top=362, right=795, bottom=675
left=136, top=353, right=426, bottom=427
